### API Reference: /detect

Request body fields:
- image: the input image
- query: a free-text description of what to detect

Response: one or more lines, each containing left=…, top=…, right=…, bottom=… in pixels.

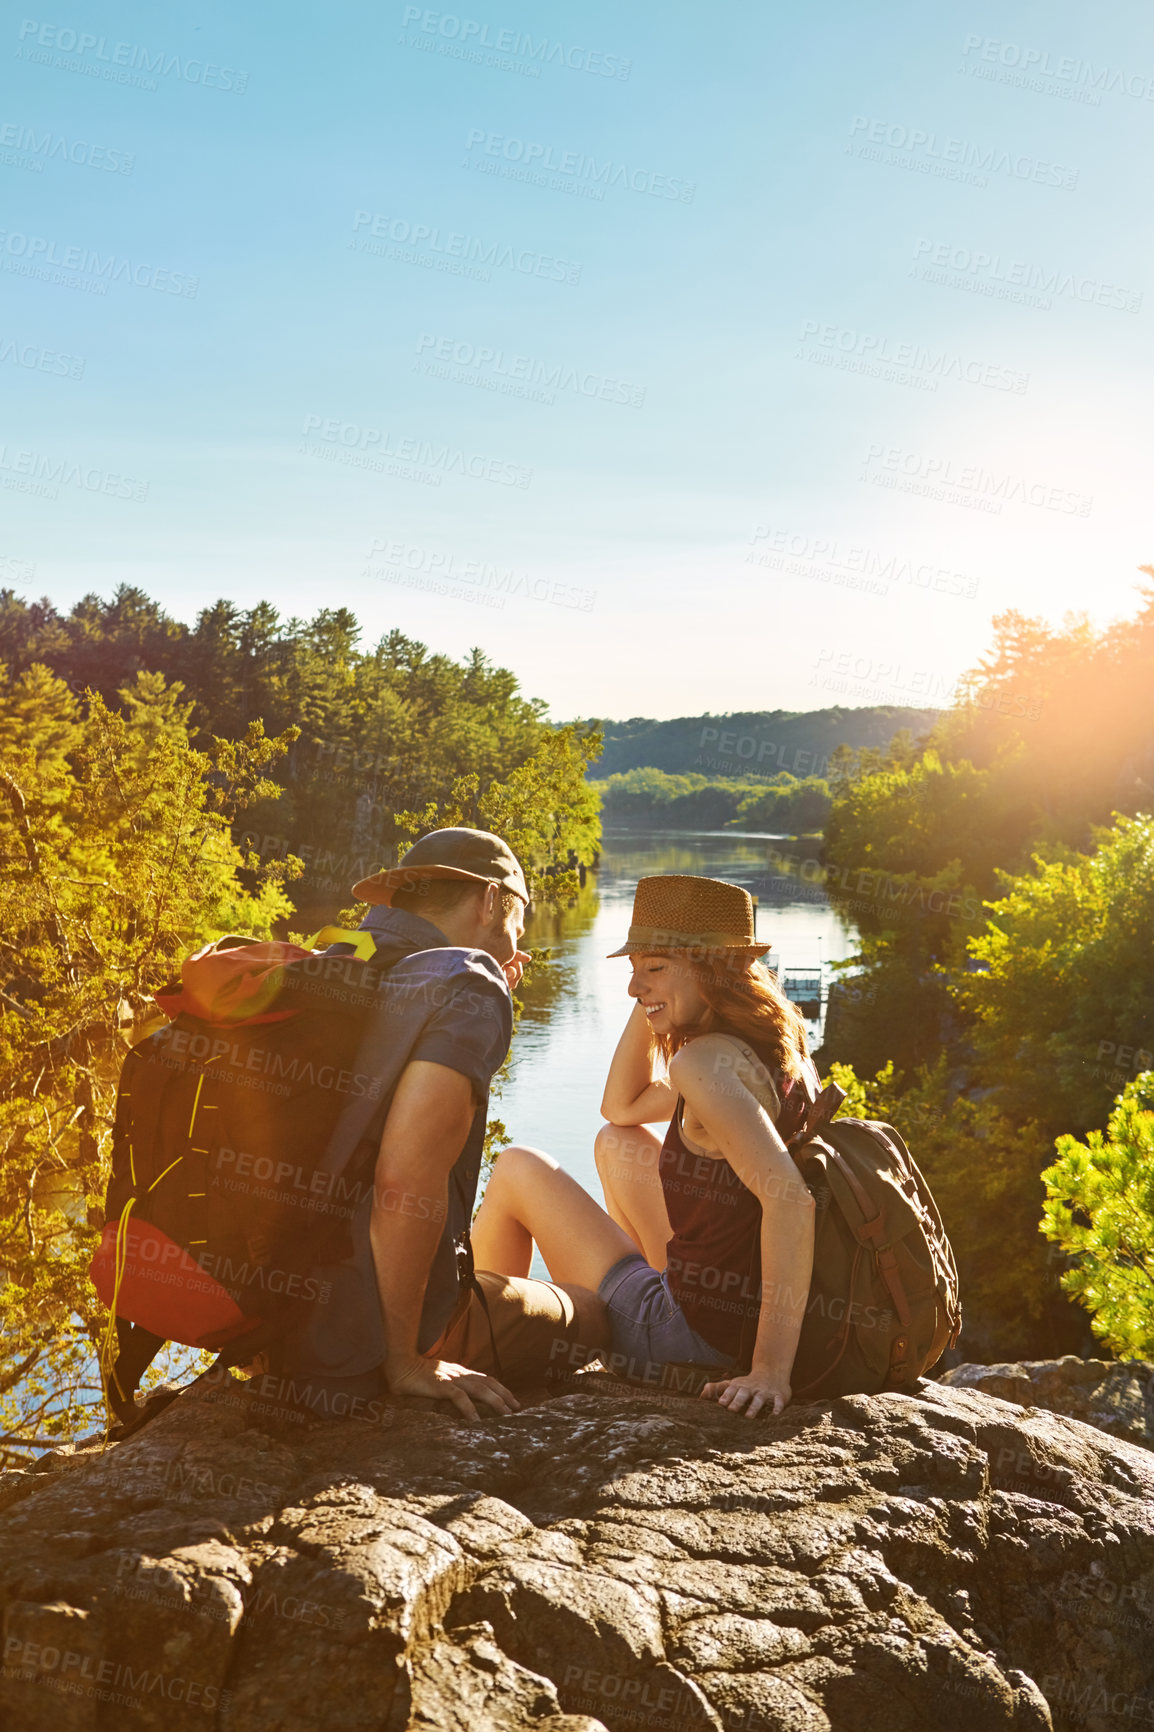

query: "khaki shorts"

left=426, top=1269, right=598, bottom=1387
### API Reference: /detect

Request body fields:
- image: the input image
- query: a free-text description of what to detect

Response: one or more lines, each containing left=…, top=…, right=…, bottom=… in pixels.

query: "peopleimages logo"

left=847, top=115, right=1079, bottom=190
left=748, top=525, right=979, bottom=600
left=367, top=536, right=596, bottom=612
left=0, top=120, right=135, bottom=174
left=961, top=33, right=1154, bottom=103
left=0, top=445, right=148, bottom=502
left=911, top=237, right=1141, bottom=315
left=861, top=442, right=1093, bottom=517
left=15, top=19, right=248, bottom=92
left=0, top=335, right=85, bottom=379
left=414, top=332, right=645, bottom=407
left=3, top=1636, right=231, bottom=1712
left=0, top=230, right=199, bottom=296
left=796, top=320, right=1028, bottom=395
left=300, top=414, right=532, bottom=489
left=351, top=209, right=582, bottom=284
left=399, top=7, right=631, bottom=79
left=463, top=129, right=696, bottom=201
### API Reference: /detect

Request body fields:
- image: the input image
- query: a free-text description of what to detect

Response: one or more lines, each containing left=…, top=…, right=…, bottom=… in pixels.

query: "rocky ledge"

left=1, top=1370, right=1153, bottom=1732
left=941, top=1357, right=1154, bottom=1454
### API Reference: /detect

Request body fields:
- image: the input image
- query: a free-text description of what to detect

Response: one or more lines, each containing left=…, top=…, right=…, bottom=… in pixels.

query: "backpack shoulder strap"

left=784, top=1079, right=846, bottom=1150
left=103, top=1319, right=166, bottom=1430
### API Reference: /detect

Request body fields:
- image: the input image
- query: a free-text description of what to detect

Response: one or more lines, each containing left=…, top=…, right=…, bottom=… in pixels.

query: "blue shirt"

left=282, top=904, right=513, bottom=1378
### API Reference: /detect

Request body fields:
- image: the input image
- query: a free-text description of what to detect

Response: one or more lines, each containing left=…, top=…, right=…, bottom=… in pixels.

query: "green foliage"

left=822, top=744, right=1022, bottom=1064
left=956, top=815, right=1154, bottom=1139
left=0, top=666, right=297, bottom=1457
left=0, top=590, right=603, bottom=911
left=823, top=595, right=1154, bottom=1079
left=594, top=769, right=760, bottom=829
left=596, top=766, right=721, bottom=804
left=593, top=767, right=829, bottom=835
left=731, top=777, right=831, bottom=835
left=400, top=721, right=602, bottom=904
left=1042, top=1074, right=1154, bottom=1357
left=586, top=705, right=939, bottom=778
left=818, top=591, right=1154, bottom=1355
left=825, top=1058, right=897, bottom=1120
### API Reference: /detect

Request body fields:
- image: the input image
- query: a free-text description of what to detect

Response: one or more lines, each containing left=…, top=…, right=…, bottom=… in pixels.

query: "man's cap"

left=607, top=874, right=769, bottom=957
left=352, top=827, right=529, bottom=907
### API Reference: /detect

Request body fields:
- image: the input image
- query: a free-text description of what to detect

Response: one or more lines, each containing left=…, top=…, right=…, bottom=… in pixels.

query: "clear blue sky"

left=4, top=0, right=1152, bottom=719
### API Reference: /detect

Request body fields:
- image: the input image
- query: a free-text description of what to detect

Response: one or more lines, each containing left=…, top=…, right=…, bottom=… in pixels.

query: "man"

left=273, top=826, right=607, bottom=1421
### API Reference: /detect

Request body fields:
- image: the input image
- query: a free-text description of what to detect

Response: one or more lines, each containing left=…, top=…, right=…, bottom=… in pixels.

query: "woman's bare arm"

left=668, top=1036, right=815, bottom=1416
left=600, top=1000, right=676, bottom=1125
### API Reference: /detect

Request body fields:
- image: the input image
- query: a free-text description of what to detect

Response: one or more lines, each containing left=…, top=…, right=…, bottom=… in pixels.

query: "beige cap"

left=352, top=826, right=529, bottom=907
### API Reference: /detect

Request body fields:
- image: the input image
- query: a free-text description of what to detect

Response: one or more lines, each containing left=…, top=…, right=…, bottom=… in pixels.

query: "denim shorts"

left=598, top=1252, right=736, bottom=1380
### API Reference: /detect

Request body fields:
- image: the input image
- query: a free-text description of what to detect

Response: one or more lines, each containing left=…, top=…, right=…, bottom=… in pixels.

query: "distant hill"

left=581, top=706, right=940, bottom=779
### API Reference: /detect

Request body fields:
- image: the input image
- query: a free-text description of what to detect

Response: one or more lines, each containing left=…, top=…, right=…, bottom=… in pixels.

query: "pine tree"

left=1042, top=1074, right=1154, bottom=1358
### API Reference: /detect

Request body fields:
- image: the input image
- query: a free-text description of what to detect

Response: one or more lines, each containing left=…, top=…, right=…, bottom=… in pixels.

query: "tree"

left=591, top=768, right=832, bottom=835
left=822, top=810, right=1154, bottom=1354
left=732, top=776, right=832, bottom=835
left=955, top=814, right=1154, bottom=1140
left=821, top=592, right=1154, bottom=1083
left=0, top=666, right=298, bottom=1459
left=0, top=591, right=606, bottom=911
left=816, top=588, right=1154, bottom=1356
left=391, top=722, right=602, bottom=904
left=1042, top=1073, right=1154, bottom=1358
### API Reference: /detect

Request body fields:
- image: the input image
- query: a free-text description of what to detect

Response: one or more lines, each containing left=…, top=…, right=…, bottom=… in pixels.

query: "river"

left=498, top=827, right=858, bottom=1223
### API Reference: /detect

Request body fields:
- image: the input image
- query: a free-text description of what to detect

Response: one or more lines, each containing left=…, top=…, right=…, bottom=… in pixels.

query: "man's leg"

left=433, top=1269, right=610, bottom=1390
left=593, top=1122, right=672, bottom=1271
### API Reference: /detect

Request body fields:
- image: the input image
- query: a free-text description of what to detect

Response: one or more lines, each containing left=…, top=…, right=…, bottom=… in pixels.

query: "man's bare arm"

left=370, top=1058, right=518, bottom=1421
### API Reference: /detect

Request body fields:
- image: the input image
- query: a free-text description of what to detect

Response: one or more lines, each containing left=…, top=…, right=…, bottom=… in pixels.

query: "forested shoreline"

left=586, top=703, right=940, bottom=777
left=813, top=581, right=1154, bottom=1361
left=593, top=767, right=833, bottom=835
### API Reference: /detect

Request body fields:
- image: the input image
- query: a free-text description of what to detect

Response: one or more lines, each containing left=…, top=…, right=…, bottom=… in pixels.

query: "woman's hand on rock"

left=700, top=1367, right=791, bottom=1419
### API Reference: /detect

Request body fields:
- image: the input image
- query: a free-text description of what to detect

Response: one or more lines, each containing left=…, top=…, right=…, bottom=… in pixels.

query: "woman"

left=471, top=873, right=823, bottom=1418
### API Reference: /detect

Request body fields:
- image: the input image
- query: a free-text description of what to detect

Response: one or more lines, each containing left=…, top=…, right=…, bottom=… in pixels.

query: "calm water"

left=498, top=828, right=858, bottom=1213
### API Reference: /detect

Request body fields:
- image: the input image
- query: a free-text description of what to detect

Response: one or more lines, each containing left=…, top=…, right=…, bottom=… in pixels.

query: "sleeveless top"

left=660, top=1042, right=818, bottom=1361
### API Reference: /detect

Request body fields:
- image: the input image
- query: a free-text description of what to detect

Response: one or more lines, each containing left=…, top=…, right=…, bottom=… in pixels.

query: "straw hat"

left=352, top=827, right=528, bottom=907
left=606, top=874, right=769, bottom=958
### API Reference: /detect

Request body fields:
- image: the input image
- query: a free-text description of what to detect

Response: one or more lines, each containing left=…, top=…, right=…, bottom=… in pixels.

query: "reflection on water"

left=500, top=828, right=858, bottom=1204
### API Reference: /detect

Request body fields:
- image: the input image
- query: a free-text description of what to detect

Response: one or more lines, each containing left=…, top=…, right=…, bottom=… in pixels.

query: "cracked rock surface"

left=1, top=1375, right=1153, bottom=1730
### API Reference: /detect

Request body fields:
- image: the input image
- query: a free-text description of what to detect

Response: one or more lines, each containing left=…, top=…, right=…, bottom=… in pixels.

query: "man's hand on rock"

left=386, top=1355, right=521, bottom=1423
left=701, top=1366, right=791, bottom=1419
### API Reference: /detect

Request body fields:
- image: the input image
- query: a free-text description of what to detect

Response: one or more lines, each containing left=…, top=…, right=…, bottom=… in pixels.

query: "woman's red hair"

left=652, top=951, right=810, bottom=1087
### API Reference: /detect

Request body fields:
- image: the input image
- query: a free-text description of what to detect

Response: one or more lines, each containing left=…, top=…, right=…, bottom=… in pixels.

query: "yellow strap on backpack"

left=305, top=927, right=378, bottom=961
left=98, top=1194, right=137, bottom=1385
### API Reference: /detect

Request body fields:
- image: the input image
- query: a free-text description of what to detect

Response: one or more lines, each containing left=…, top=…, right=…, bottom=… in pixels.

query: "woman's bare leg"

left=472, top=1144, right=639, bottom=1291
left=594, top=1122, right=672, bottom=1270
